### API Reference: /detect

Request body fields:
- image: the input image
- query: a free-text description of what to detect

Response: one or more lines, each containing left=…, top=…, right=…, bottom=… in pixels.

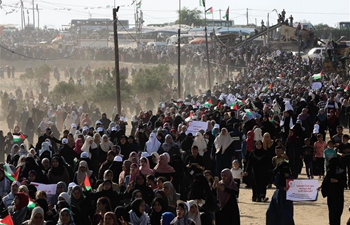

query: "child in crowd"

left=302, top=138, right=314, bottom=179
left=314, top=134, right=327, bottom=179
left=323, top=140, right=337, bottom=169
left=272, top=146, right=286, bottom=168
left=230, top=160, right=243, bottom=201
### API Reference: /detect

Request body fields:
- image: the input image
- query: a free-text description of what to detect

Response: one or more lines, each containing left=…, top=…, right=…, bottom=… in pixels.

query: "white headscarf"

left=81, top=136, right=92, bottom=158
left=145, top=133, right=161, bottom=154
left=187, top=200, right=202, bottom=225
left=214, top=128, right=233, bottom=154
left=192, top=132, right=207, bottom=156
left=100, top=134, right=113, bottom=152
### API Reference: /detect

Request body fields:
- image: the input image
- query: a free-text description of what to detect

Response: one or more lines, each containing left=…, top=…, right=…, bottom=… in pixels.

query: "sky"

left=0, top=0, right=349, bottom=29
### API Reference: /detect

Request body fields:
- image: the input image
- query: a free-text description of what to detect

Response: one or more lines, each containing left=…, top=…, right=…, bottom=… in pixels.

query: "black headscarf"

left=150, top=197, right=167, bottom=225
left=273, top=161, right=291, bottom=187
left=49, top=155, right=65, bottom=176
left=114, top=206, right=130, bottom=224
left=131, top=198, right=144, bottom=217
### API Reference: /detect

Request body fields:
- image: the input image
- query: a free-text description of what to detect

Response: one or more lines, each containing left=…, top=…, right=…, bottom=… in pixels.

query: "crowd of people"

left=0, top=25, right=349, bottom=225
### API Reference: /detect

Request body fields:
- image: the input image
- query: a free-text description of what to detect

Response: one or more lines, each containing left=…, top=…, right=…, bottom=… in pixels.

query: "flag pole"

left=177, top=0, right=181, bottom=99
left=227, top=7, right=230, bottom=80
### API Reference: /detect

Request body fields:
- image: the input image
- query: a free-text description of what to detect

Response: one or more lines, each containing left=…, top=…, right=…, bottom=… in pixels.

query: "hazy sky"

left=1, top=0, right=349, bottom=29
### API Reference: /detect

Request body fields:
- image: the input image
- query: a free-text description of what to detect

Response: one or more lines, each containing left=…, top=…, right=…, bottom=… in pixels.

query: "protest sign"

left=30, top=182, right=57, bottom=196
left=311, top=82, right=322, bottom=90
left=186, top=121, right=208, bottom=135
left=286, top=179, right=318, bottom=201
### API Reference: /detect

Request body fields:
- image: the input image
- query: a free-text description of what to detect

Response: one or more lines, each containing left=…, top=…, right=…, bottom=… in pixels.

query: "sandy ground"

left=0, top=59, right=349, bottom=224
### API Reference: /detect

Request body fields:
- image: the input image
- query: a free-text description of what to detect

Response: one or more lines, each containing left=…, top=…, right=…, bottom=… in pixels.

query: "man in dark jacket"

left=230, top=123, right=244, bottom=167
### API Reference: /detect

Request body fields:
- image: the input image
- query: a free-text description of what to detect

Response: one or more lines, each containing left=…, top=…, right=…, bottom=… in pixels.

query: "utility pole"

left=32, top=0, right=35, bottom=28
left=246, top=8, right=248, bottom=25
left=219, top=9, right=222, bottom=20
left=298, top=30, right=302, bottom=77
left=20, top=0, right=24, bottom=29
left=27, top=9, right=30, bottom=27
left=36, top=4, right=39, bottom=29
left=177, top=0, right=181, bottom=99
left=113, top=7, right=121, bottom=114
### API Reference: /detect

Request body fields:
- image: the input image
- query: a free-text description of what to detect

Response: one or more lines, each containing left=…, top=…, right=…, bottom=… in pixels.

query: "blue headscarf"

left=161, top=212, right=175, bottom=225
left=317, top=109, right=327, bottom=122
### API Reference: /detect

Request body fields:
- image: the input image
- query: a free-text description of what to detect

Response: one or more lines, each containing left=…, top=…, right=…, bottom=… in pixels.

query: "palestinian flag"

left=244, top=109, right=253, bottom=116
left=13, top=134, right=26, bottom=143
left=269, top=117, right=274, bottom=123
left=3, top=164, right=19, bottom=182
left=136, top=1, right=141, bottom=9
left=203, top=99, right=213, bottom=107
left=27, top=198, right=35, bottom=209
left=268, top=83, right=273, bottom=90
left=223, top=7, right=229, bottom=21
left=312, top=72, right=322, bottom=80
left=199, top=0, right=205, bottom=7
left=0, top=215, right=14, bottom=225
left=345, top=85, right=348, bottom=92
left=84, top=175, right=92, bottom=191
left=206, top=7, right=213, bottom=14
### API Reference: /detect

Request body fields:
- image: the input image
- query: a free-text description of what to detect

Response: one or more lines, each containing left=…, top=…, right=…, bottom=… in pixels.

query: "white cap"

left=97, top=127, right=104, bottom=132
left=313, top=124, right=319, bottom=134
left=80, top=152, right=89, bottom=159
left=71, top=123, right=77, bottom=128
left=111, top=127, right=117, bottom=131
left=214, top=124, right=220, bottom=129
left=62, top=138, right=68, bottom=144
left=114, top=156, right=123, bottom=162
left=141, top=152, right=150, bottom=158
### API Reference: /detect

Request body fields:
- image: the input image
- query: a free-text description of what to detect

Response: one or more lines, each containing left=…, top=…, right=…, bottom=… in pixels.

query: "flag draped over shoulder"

left=0, top=215, right=14, bottom=225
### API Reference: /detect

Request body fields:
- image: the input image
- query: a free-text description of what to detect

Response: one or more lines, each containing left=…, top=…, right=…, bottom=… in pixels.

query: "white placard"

left=186, top=121, right=208, bottom=135
left=30, top=182, right=57, bottom=196
left=311, top=82, right=322, bottom=90
left=286, top=179, right=319, bottom=201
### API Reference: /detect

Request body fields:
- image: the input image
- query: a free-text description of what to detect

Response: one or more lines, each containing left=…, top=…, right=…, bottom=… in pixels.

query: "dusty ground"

left=0, top=59, right=349, bottom=224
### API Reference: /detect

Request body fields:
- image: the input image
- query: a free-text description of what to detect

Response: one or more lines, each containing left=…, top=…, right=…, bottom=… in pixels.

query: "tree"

left=49, top=81, right=85, bottom=104
left=175, top=7, right=203, bottom=26
left=131, top=64, right=170, bottom=94
left=314, top=23, right=331, bottom=31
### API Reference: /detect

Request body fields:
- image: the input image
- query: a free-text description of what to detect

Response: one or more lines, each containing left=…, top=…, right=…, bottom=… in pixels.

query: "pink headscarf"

left=74, top=138, right=83, bottom=155
left=129, top=163, right=139, bottom=184
left=154, top=154, right=175, bottom=174
left=217, top=168, right=238, bottom=209
left=139, top=157, right=154, bottom=175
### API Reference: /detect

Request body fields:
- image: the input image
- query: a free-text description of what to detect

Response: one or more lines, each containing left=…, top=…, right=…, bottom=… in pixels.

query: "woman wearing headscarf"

left=241, top=130, right=255, bottom=187
left=153, top=154, right=175, bottom=181
left=187, top=200, right=202, bottom=225
left=0, top=169, right=11, bottom=198
left=103, top=212, right=118, bottom=225
left=245, top=140, right=270, bottom=202
left=213, top=128, right=233, bottom=177
left=285, top=129, right=303, bottom=179
left=48, top=155, right=70, bottom=185
left=320, top=157, right=346, bottom=225
left=149, top=152, right=159, bottom=169
left=215, top=168, right=240, bottom=225
left=192, top=132, right=208, bottom=157
left=57, top=208, right=75, bottom=225
left=19, top=156, right=48, bottom=183
left=180, top=133, right=194, bottom=156
left=266, top=161, right=294, bottom=225
left=49, top=182, right=67, bottom=206
left=128, top=174, right=154, bottom=206
left=73, top=138, right=83, bottom=156
left=70, top=185, right=90, bottom=225
left=19, top=143, right=28, bottom=157
left=73, top=160, right=95, bottom=189
left=149, top=197, right=167, bottom=225
left=92, top=197, right=112, bottom=225
left=316, top=109, right=328, bottom=137
left=161, top=212, right=175, bottom=225
left=114, top=206, right=131, bottom=225
left=10, top=144, right=20, bottom=166
left=145, top=133, right=161, bottom=155
left=97, top=169, right=119, bottom=192
left=22, top=206, right=46, bottom=225
left=8, top=192, right=29, bottom=225
left=99, top=135, right=113, bottom=164
left=89, top=180, right=120, bottom=211
left=188, top=174, right=214, bottom=214
left=170, top=200, right=195, bottom=225
left=129, top=199, right=150, bottom=225
left=25, top=117, right=35, bottom=145
left=139, top=157, right=154, bottom=176
left=109, top=156, right=123, bottom=183
left=119, top=160, right=131, bottom=189
left=160, top=135, right=181, bottom=158
left=163, top=181, right=180, bottom=213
